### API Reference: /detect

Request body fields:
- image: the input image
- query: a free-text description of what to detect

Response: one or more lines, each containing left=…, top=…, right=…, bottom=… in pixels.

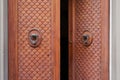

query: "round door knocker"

left=28, top=29, right=42, bottom=48
left=81, top=31, right=93, bottom=46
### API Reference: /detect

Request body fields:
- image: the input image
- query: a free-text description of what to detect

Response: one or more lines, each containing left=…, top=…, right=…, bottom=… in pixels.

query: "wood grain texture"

left=8, top=0, right=18, bottom=79
left=8, top=0, right=60, bottom=80
left=69, top=0, right=109, bottom=80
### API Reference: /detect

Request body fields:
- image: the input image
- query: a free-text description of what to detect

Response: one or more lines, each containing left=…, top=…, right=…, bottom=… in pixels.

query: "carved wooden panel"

left=69, top=0, right=109, bottom=80
left=8, top=0, right=60, bottom=80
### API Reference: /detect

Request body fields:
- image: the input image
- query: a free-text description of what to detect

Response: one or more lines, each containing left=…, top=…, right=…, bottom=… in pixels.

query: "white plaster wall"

left=111, top=0, right=120, bottom=80
left=0, top=0, right=4, bottom=79
left=113, top=0, right=120, bottom=80
left=0, top=0, right=8, bottom=80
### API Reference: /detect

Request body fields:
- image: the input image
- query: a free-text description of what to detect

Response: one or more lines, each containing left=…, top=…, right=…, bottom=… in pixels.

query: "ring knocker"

left=28, top=29, right=42, bottom=48
left=81, top=31, right=93, bottom=46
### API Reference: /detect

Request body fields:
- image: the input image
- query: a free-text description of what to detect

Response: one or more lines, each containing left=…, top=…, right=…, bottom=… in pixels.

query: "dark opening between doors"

left=60, top=0, right=68, bottom=80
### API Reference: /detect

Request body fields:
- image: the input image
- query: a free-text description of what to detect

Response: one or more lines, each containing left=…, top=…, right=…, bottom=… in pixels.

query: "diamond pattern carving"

left=17, top=0, right=54, bottom=80
left=73, top=0, right=102, bottom=80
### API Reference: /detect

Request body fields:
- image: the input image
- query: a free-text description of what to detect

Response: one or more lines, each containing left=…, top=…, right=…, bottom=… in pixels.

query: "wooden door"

left=8, top=0, right=60, bottom=80
left=69, top=0, right=109, bottom=80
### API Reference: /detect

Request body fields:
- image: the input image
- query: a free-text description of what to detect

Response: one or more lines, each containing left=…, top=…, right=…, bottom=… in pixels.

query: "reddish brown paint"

left=8, top=0, right=60, bottom=80
left=69, top=0, right=109, bottom=80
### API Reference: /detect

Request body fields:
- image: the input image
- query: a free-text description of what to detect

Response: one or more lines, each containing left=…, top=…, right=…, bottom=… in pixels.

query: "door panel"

left=69, top=0, right=109, bottom=80
left=8, top=0, right=60, bottom=80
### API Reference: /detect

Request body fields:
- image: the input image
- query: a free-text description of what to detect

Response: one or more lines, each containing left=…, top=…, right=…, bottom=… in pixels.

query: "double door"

left=8, top=0, right=109, bottom=80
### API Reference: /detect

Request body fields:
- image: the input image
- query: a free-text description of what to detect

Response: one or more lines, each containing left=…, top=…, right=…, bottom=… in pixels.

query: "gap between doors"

left=61, top=0, right=68, bottom=80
